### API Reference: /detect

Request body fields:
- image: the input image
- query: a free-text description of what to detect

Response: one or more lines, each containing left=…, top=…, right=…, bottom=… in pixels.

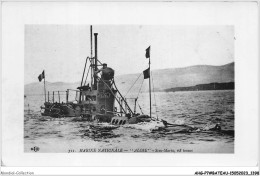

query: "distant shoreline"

left=164, top=82, right=234, bottom=92
left=24, top=62, right=234, bottom=86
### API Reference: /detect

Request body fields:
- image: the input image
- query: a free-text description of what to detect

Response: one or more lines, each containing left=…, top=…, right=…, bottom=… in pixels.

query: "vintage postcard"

left=1, top=2, right=259, bottom=173
left=24, top=25, right=235, bottom=153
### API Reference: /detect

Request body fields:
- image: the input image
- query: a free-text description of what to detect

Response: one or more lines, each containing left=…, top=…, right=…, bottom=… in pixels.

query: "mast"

left=44, top=70, right=46, bottom=102
left=80, top=26, right=93, bottom=89
left=93, top=33, right=98, bottom=90
left=58, top=91, right=60, bottom=103
left=148, top=49, right=151, bottom=118
left=90, top=25, right=93, bottom=88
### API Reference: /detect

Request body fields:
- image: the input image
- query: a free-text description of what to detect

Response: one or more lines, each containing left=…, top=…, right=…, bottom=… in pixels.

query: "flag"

left=145, top=46, right=150, bottom=58
left=143, top=68, right=150, bottom=79
left=38, top=70, right=45, bottom=82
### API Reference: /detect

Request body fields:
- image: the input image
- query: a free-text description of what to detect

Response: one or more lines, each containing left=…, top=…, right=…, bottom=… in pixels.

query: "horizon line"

left=25, top=61, right=234, bottom=85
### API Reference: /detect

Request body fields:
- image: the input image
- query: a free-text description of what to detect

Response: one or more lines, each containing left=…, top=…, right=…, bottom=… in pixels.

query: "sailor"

left=95, top=63, right=114, bottom=80
left=95, top=63, right=107, bottom=74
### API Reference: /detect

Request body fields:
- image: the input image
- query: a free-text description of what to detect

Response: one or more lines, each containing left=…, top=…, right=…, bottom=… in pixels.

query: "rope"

left=80, top=57, right=88, bottom=87
left=137, top=102, right=144, bottom=114
left=84, top=62, right=91, bottom=86
left=124, top=72, right=142, bottom=97
left=151, top=71, right=158, bottom=119
left=137, top=78, right=144, bottom=98
left=97, top=59, right=103, bottom=65
left=112, top=79, right=134, bottom=115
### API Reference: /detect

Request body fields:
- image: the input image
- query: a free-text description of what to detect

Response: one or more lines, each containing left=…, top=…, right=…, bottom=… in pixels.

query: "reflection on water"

left=24, top=90, right=234, bottom=153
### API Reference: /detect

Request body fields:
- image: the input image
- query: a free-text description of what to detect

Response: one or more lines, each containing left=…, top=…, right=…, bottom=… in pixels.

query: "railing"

left=46, top=89, right=80, bottom=103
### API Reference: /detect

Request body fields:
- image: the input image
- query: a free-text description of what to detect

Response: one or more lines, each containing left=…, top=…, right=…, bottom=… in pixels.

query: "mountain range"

left=25, top=62, right=234, bottom=96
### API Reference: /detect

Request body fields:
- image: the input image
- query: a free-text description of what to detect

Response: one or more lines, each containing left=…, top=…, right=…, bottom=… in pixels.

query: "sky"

left=25, top=25, right=234, bottom=84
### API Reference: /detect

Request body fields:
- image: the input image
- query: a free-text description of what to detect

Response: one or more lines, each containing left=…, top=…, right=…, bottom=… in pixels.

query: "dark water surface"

left=24, top=90, right=234, bottom=153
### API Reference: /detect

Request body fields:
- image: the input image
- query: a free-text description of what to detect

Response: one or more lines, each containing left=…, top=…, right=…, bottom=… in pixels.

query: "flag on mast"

left=145, top=46, right=150, bottom=58
left=38, top=70, right=45, bottom=82
left=143, top=68, right=150, bottom=79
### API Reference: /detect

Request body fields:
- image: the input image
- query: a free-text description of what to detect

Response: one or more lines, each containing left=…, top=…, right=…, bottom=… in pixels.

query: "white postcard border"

left=1, top=1, right=259, bottom=167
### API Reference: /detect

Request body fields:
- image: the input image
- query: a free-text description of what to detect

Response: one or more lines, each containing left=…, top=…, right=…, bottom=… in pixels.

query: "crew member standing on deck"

left=95, top=63, right=114, bottom=81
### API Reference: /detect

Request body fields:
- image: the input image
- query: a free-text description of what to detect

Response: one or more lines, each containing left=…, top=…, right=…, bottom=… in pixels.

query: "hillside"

left=25, top=62, right=234, bottom=96
left=114, top=62, right=234, bottom=94
left=165, top=82, right=234, bottom=92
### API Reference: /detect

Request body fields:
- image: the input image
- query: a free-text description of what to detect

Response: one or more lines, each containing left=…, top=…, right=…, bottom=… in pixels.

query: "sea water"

left=24, top=90, right=234, bottom=153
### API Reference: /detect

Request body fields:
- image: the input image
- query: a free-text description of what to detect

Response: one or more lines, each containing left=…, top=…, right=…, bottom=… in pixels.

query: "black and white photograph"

left=24, top=25, right=235, bottom=153
left=2, top=2, right=259, bottom=174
